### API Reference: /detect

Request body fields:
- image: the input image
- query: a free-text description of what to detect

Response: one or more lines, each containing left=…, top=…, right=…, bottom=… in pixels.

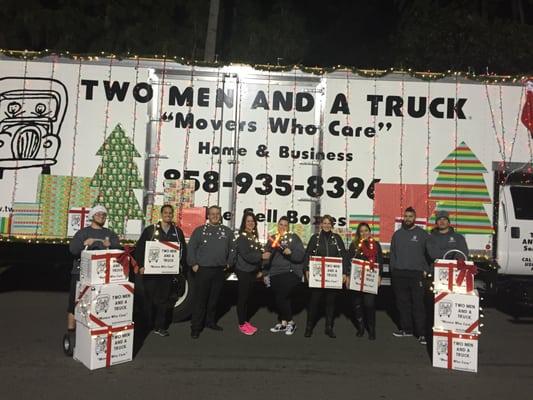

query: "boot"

left=325, top=325, right=336, bottom=339
left=304, top=325, right=313, bottom=338
left=354, top=304, right=365, bottom=337
left=367, top=309, right=376, bottom=340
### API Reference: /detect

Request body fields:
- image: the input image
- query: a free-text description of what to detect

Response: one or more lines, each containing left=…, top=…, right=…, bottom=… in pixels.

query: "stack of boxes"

left=73, top=249, right=135, bottom=370
left=432, top=259, right=480, bottom=373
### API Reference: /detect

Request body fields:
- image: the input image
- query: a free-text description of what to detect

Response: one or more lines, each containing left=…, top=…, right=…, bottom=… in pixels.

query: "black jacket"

left=427, top=227, right=469, bottom=261
left=305, top=231, right=349, bottom=274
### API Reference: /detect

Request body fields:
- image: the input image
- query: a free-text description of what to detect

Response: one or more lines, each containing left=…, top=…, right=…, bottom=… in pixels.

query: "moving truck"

left=1, top=53, right=532, bottom=318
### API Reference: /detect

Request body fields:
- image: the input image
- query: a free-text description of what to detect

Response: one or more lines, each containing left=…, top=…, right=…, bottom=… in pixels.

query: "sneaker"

left=417, top=335, right=427, bottom=345
left=270, top=323, right=287, bottom=333
left=244, top=322, right=258, bottom=333
left=154, top=329, right=170, bottom=337
left=239, top=324, right=255, bottom=336
left=285, top=323, right=297, bottom=336
left=392, top=330, right=413, bottom=337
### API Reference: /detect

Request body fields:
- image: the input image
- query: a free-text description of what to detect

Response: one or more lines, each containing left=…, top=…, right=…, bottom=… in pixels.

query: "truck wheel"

left=172, top=273, right=195, bottom=322
left=62, top=332, right=75, bottom=356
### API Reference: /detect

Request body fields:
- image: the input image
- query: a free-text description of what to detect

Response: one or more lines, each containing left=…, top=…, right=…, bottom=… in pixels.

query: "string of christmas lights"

left=425, top=80, right=432, bottom=222
left=230, top=78, right=244, bottom=227
left=207, top=68, right=223, bottom=206
left=262, top=71, right=272, bottom=240
left=398, top=76, right=405, bottom=214
left=507, top=86, right=525, bottom=164
left=343, top=71, right=350, bottom=223
left=290, top=70, right=297, bottom=210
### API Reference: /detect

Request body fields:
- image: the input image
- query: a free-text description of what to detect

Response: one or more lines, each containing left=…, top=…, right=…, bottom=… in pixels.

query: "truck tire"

left=172, top=273, right=195, bottom=322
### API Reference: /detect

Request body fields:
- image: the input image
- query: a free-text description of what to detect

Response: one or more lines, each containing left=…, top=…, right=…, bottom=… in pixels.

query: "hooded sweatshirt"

left=264, top=232, right=306, bottom=278
left=390, top=225, right=430, bottom=273
left=427, top=227, right=469, bottom=261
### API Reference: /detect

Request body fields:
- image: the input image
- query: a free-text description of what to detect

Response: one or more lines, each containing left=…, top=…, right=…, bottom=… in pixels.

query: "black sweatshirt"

left=134, top=223, right=188, bottom=272
left=390, top=226, right=430, bottom=273
left=347, top=240, right=384, bottom=274
left=234, top=232, right=263, bottom=273
left=305, top=231, right=349, bottom=274
left=69, top=226, right=121, bottom=274
left=427, top=227, right=469, bottom=261
left=187, top=223, right=234, bottom=268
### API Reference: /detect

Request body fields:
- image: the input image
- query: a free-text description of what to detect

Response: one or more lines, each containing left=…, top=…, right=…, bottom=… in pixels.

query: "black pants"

left=191, top=266, right=225, bottom=332
left=236, top=269, right=257, bottom=325
left=392, top=270, right=426, bottom=336
left=270, top=272, right=300, bottom=322
left=143, top=275, right=173, bottom=330
left=351, top=291, right=376, bottom=332
left=306, top=288, right=337, bottom=328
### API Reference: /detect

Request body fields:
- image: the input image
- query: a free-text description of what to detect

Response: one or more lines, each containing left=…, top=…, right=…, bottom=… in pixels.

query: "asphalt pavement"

left=0, top=265, right=532, bottom=400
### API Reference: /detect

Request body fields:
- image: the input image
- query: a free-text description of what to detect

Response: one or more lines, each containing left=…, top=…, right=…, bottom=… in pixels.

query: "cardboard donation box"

left=308, top=256, right=343, bottom=289
left=432, top=330, right=479, bottom=373
left=80, top=250, right=129, bottom=285
left=67, top=207, right=91, bottom=237
left=75, top=282, right=134, bottom=329
left=74, top=323, right=134, bottom=370
left=434, top=259, right=477, bottom=294
left=434, top=291, right=480, bottom=334
left=143, top=241, right=181, bottom=274
left=349, top=259, right=380, bottom=295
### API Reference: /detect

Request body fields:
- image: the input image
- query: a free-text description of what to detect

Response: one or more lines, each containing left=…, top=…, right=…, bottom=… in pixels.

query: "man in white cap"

left=63, top=205, right=121, bottom=356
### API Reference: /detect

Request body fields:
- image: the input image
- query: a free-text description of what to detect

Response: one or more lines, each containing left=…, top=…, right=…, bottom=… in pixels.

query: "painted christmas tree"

left=429, top=141, right=493, bottom=234
left=91, top=124, right=143, bottom=234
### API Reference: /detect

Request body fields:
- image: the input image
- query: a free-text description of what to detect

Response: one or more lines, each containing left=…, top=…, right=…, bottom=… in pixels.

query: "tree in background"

left=90, top=124, right=143, bottom=235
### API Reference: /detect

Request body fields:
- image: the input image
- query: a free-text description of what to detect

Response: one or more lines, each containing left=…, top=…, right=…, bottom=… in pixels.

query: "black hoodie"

left=427, top=227, right=469, bottom=261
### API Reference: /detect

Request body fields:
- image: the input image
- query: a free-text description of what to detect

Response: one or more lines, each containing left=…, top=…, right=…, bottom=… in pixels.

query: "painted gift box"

left=67, top=207, right=91, bottom=237
left=143, top=240, right=181, bottom=274
left=308, top=256, right=343, bottom=289
left=75, top=282, right=134, bottom=329
left=434, top=259, right=477, bottom=294
left=349, top=258, right=380, bottom=295
left=74, top=323, right=134, bottom=370
left=432, top=330, right=479, bottom=373
left=434, top=291, right=480, bottom=334
left=79, top=250, right=129, bottom=285
left=10, top=202, right=42, bottom=236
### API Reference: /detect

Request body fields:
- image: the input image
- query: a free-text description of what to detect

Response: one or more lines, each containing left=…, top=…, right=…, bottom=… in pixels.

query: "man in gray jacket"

left=427, top=210, right=469, bottom=262
left=188, top=206, right=233, bottom=339
left=390, top=207, right=430, bottom=345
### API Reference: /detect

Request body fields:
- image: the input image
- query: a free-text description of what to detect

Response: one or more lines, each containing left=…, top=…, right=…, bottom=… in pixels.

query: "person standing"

left=347, top=222, right=383, bottom=340
left=304, top=215, right=347, bottom=339
left=134, top=204, right=187, bottom=337
left=233, top=211, right=264, bottom=335
left=390, top=207, right=430, bottom=345
left=427, top=210, right=469, bottom=262
left=64, top=205, right=121, bottom=355
left=263, top=216, right=306, bottom=336
left=188, top=206, right=233, bottom=339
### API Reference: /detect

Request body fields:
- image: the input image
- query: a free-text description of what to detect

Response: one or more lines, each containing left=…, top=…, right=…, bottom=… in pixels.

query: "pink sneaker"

left=239, top=324, right=255, bottom=335
left=244, top=322, right=258, bottom=333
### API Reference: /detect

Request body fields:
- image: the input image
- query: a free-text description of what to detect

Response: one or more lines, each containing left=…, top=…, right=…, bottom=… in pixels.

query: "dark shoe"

left=417, top=335, right=427, bottom=345
left=304, top=326, right=313, bottom=338
left=355, top=319, right=365, bottom=337
left=206, top=323, right=223, bottom=331
left=368, top=331, right=376, bottom=341
left=191, top=330, right=200, bottom=339
left=325, top=326, right=336, bottom=339
left=153, top=329, right=170, bottom=337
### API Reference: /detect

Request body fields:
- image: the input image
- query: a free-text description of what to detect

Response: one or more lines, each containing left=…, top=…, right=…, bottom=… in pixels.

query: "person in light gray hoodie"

left=427, top=210, right=469, bottom=262
left=188, top=205, right=233, bottom=338
left=390, top=207, right=430, bottom=344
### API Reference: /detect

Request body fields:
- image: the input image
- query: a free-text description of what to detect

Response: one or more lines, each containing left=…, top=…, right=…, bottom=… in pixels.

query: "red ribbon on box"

left=116, top=245, right=139, bottom=275
left=456, top=259, right=477, bottom=293
left=69, top=207, right=90, bottom=229
left=310, top=256, right=340, bottom=288
left=433, top=330, right=478, bottom=370
left=160, top=241, right=180, bottom=251
left=433, top=292, right=479, bottom=333
left=353, top=259, right=378, bottom=292
left=435, top=260, right=477, bottom=293
left=74, top=285, right=90, bottom=306
left=91, top=323, right=134, bottom=368
left=91, top=252, right=121, bottom=283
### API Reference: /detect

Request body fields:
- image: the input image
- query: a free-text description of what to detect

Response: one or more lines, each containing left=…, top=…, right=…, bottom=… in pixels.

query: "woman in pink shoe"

left=233, top=211, right=264, bottom=335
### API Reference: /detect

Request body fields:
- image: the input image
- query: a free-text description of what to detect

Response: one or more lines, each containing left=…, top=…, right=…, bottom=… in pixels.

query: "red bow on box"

left=116, top=245, right=139, bottom=275
left=456, top=259, right=477, bottom=293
